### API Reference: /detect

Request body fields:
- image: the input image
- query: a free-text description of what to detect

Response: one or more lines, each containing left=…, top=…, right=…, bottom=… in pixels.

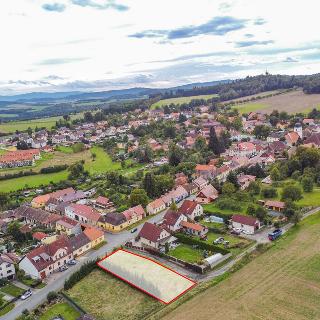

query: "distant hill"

left=0, top=80, right=228, bottom=103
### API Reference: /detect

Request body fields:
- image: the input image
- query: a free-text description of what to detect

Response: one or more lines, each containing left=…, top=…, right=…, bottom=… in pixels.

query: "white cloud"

left=0, top=0, right=319, bottom=94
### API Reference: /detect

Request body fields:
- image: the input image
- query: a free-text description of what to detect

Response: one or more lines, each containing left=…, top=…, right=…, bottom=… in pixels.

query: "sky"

left=1, top=0, right=320, bottom=95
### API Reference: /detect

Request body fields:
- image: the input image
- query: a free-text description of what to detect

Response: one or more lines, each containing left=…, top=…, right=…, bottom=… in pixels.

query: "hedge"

left=175, top=233, right=230, bottom=255
left=64, top=260, right=98, bottom=290
left=40, top=165, right=68, bottom=174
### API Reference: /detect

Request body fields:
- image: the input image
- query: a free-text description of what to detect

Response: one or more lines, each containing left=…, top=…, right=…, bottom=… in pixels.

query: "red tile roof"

left=138, top=222, right=165, bottom=243
left=232, top=214, right=259, bottom=226
left=178, top=200, right=199, bottom=217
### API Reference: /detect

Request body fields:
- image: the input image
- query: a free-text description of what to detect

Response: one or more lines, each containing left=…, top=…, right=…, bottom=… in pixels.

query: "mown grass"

left=232, top=103, right=267, bottom=114
left=67, top=269, right=161, bottom=320
left=39, top=302, right=80, bottom=320
left=150, top=94, right=218, bottom=110
left=169, top=244, right=204, bottom=263
left=0, top=284, right=25, bottom=297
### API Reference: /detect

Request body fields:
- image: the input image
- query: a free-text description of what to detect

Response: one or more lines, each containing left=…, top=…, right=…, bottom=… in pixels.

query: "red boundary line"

left=97, top=248, right=197, bottom=304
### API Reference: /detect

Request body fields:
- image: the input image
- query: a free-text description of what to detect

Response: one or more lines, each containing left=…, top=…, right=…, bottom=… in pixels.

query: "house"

left=195, top=164, right=216, bottom=180
left=285, top=132, right=300, bottom=146
left=146, top=198, right=166, bottom=215
left=69, top=233, right=91, bottom=258
left=31, top=187, right=75, bottom=208
left=0, top=149, right=41, bottom=169
left=231, top=215, right=261, bottom=235
left=193, top=177, right=209, bottom=190
left=65, top=204, right=101, bottom=226
left=122, top=205, right=145, bottom=225
left=264, top=200, right=286, bottom=212
left=237, top=173, right=256, bottom=190
left=19, top=235, right=74, bottom=279
left=137, top=222, right=171, bottom=250
left=98, top=213, right=127, bottom=232
left=0, top=254, right=16, bottom=280
left=56, top=216, right=82, bottom=236
left=196, top=184, right=219, bottom=204
left=94, top=196, right=114, bottom=210
left=178, top=200, right=203, bottom=220
left=32, top=232, right=47, bottom=242
left=182, top=183, right=198, bottom=196
left=304, top=133, right=320, bottom=148
left=83, top=227, right=105, bottom=248
left=180, top=221, right=208, bottom=237
left=172, top=186, right=189, bottom=203
left=163, top=210, right=187, bottom=232
left=174, top=173, right=188, bottom=187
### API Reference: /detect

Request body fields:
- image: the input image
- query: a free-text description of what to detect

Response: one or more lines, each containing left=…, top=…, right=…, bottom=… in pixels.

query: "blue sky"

left=0, top=0, right=320, bottom=94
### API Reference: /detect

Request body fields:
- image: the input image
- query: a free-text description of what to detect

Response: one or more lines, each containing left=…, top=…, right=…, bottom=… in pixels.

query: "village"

left=0, top=100, right=320, bottom=319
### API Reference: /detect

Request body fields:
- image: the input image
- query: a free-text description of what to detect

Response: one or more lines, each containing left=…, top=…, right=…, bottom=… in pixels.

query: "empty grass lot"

left=39, top=303, right=80, bottom=320
left=161, top=212, right=320, bottom=320
left=67, top=269, right=161, bottom=320
left=151, top=94, right=218, bottom=110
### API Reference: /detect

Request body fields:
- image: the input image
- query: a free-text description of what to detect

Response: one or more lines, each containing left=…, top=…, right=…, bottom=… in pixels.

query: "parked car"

left=21, top=290, right=32, bottom=300
left=231, top=228, right=241, bottom=235
left=131, top=228, right=138, bottom=233
left=268, top=229, right=282, bottom=241
left=59, top=265, right=68, bottom=272
left=241, top=230, right=252, bottom=235
left=213, top=237, right=224, bottom=244
left=67, top=259, right=77, bottom=266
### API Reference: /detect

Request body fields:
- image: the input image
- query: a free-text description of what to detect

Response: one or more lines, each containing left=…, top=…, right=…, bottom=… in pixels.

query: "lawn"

left=169, top=244, right=204, bottom=264
left=151, top=94, right=218, bottom=110
left=55, top=145, right=75, bottom=154
left=0, top=283, right=25, bottom=297
left=0, top=303, right=14, bottom=316
left=203, top=203, right=247, bottom=216
left=0, top=170, right=69, bottom=193
left=67, top=269, right=161, bottom=320
left=161, top=211, right=320, bottom=320
left=84, top=146, right=121, bottom=175
left=39, top=303, right=80, bottom=320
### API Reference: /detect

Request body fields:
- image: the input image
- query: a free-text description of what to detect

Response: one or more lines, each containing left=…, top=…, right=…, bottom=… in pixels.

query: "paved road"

left=4, top=211, right=167, bottom=320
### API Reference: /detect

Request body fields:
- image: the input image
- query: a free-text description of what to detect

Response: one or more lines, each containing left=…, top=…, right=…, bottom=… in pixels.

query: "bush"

left=47, top=291, right=58, bottom=303
left=64, top=260, right=98, bottom=290
left=262, top=188, right=278, bottom=198
left=216, top=198, right=241, bottom=211
left=40, top=165, right=68, bottom=174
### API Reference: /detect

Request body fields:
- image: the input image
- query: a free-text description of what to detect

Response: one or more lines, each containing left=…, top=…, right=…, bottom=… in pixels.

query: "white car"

left=21, top=290, right=32, bottom=300
left=241, top=230, right=252, bottom=235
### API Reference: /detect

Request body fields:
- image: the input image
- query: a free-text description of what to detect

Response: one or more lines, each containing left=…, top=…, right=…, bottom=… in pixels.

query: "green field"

left=67, top=269, right=161, bottom=320
left=161, top=212, right=320, bottom=320
left=151, top=94, right=218, bottom=110
left=0, top=113, right=82, bottom=133
left=84, top=146, right=121, bottom=175
left=39, top=303, right=80, bottom=320
left=232, top=103, right=267, bottom=114
left=169, top=244, right=204, bottom=263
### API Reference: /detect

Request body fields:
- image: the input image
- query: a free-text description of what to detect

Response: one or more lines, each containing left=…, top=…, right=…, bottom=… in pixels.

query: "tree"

left=281, top=185, right=303, bottom=202
left=168, top=144, right=184, bottom=166
left=0, top=193, right=8, bottom=210
left=270, top=167, right=281, bottom=181
left=7, top=222, right=26, bottom=243
left=194, top=136, right=207, bottom=152
left=170, top=202, right=178, bottom=211
left=301, top=175, right=314, bottom=192
left=68, top=161, right=86, bottom=180
left=143, top=173, right=155, bottom=198
left=247, top=181, right=261, bottom=195
left=47, top=291, right=58, bottom=303
left=226, top=172, right=239, bottom=188
left=262, top=188, right=277, bottom=198
left=63, top=114, right=70, bottom=121
left=292, top=211, right=302, bottom=225
left=130, top=189, right=149, bottom=207
left=17, top=141, right=29, bottom=150
left=247, top=204, right=256, bottom=215
left=208, top=127, right=225, bottom=155
left=222, top=182, right=236, bottom=195
left=253, top=125, right=271, bottom=139
left=255, top=206, right=267, bottom=221
left=84, top=111, right=94, bottom=123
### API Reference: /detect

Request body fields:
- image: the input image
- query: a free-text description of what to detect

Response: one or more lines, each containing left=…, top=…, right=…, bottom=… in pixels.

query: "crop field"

left=0, top=113, right=83, bottom=133
left=232, top=90, right=320, bottom=114
left=67, top=268, right=162, bottom=320
left=98, top=249, right=196, bottom=304
left=160, top=212, right=320, bottom=320
left=151, top=94, right=218, bottom=109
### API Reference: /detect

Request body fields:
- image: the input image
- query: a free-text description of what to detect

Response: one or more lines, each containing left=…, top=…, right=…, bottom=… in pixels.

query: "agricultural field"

left=98, top=249, right=195, bottom=304
left=0, top=113, right=83, bottom=133
left=151, top=94, right=218, bottom=110
left=161, top=212, right=320, bottom=320
left=232, top=90, right=320, bottom=115
left=67, top=268, right=162, bottom=320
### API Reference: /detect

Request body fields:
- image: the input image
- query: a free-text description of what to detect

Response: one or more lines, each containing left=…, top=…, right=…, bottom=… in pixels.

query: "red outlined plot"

left=97, top=249, right=196, bottom=304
